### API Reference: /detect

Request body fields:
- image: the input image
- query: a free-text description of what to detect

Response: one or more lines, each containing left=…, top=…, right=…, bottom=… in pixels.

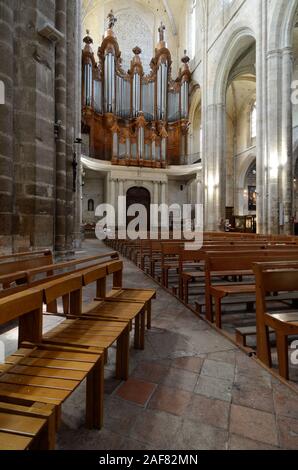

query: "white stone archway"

left=235, top=154, right=256, bottom=216
left=188, top=84, right=201, bottom=159
left=204, top=27, right=256, bottom=231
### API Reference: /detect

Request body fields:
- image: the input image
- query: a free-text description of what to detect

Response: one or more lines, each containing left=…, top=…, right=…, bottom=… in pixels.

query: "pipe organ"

left=82, top=11, right=191, bottom=167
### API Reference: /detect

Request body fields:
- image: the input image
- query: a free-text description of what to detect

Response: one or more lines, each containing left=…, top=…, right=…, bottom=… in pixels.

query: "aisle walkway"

left=55, top=240, right=298, bottom=450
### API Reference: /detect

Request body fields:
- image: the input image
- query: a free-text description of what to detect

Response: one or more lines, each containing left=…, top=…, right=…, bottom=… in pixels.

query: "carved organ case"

left=82, top=12, right=191, bottom=167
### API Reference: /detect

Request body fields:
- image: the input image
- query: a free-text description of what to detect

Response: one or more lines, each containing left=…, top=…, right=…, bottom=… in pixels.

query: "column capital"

left=267, top=47, right=293, bottom=61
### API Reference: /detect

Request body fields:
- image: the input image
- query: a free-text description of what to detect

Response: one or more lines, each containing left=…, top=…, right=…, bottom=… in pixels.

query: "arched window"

left=251, top=102, right=257, bottom=139
left=88, top=199, right=94, bottom=212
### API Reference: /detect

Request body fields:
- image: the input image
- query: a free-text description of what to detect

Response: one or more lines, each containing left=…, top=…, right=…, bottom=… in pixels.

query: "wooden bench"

left=0, top=250, right=52, bottom=262
left=253, top=261, right=298, bottom=380
left=205, top=251, right=298, bottom=328
left=0, top=289, right=105, bottom=449
left=235, top=325, right=274, bottom=347
left=0, top=398, right=55, bottom=450
left=105, top=260, right=156, bottom=330
left=79, top=264, right=149, bottom=350
left=178, top=243, right=274, bottom=304
left=160, top=242, right=183, bottom=288
left=42, top=274, right=131, bottom=378
left=0, top=251, right=119, bottom=314
left=0, top=250, right=53, bottom=288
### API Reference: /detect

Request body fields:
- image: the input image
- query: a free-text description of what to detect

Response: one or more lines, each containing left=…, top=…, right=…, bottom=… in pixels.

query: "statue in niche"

left=158, top=22, right=166, bottom=42
left=107, top=10, right=117, bottom=30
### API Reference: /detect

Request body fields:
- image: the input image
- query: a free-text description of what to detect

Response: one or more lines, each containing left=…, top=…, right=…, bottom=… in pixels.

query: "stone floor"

left=1, top=239, right=298, bottom=450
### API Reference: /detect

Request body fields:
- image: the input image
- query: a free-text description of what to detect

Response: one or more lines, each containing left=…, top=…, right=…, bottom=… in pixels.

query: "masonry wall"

left=0, top=0, right=80, bottom=253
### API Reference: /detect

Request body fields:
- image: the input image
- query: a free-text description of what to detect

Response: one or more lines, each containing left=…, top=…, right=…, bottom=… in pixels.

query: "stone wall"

left=0, top=0, right=80, bottom=253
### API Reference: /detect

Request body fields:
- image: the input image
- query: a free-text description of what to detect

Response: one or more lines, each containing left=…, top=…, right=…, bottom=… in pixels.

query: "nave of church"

left=1, top=239, right=297, bottom=451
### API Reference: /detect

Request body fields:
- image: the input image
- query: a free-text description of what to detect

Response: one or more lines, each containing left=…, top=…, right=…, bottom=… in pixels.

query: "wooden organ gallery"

left=81, top=12, right=191, bottom=168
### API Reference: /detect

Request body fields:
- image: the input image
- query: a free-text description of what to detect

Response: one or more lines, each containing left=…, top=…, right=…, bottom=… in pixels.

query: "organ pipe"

left=82, top=15, right=191, bottom=167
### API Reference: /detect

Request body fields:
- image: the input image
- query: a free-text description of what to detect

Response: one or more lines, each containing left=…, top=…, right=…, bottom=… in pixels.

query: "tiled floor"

left=1, top=239, right=298, bottom=450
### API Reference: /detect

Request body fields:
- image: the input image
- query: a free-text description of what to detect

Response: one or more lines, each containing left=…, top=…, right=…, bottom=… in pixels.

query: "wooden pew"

left=0, top=250, right=52, bottom=262
left=42, top=274, right=131, bottom=378
left=0, top=250, right=53, bottom=288
left=0, top=251, right=119, bottom=313
left=253, top=261, right=298, bottom=380
left=81, top=261, right=156, bottom=341
left=177, top=243, right=296, bottom=304
left=0, top=288, right=106, bottom=446
left=0, top=398, right=55, bottom=450
left=205, top=250, right=298, bottom=328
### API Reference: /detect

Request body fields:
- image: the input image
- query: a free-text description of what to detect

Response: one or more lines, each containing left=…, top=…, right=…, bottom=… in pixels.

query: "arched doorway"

left=224, top=39, right=256, bottom=229
left=126, top=187, right=151, bottom=231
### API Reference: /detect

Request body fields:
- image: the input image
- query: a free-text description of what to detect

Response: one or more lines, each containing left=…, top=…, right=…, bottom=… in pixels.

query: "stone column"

left=281, top=47, right=293, bottom=234
left=65, top=0, right=79, bottom=250
left=110, top=178, right=116, bottom=207
left=73, top=0, right=83, bottom=248
left=204, top=104, right=220, bottom=231
left=256, top=0, right=268, bottom=234
left=267, top=49, right=281, bottom=234
left=0, top=0, right=14, bottom=252
left=161, top=182, right=166, bottom=205
left=153, top=182, right=159, bottom=205
left=215, top=103, right=226, bottom=224
left=196, top=180, right=203, bottom=205
left=55, top=0, right=67, bottom=252
left=117, top=179, right=125, bottom=232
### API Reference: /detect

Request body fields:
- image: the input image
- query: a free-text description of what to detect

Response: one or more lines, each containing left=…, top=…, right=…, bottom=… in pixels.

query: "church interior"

left=0, top=0, right=298, bottom=452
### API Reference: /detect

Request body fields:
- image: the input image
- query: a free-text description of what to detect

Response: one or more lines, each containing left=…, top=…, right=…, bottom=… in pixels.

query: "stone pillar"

left=196, top=180, right=203, bottom=205
left=161, top=182, right=166, bottom=205
left=65, top=0, right=78, bottom=250
left=13, top=0, right=56, bottom=251
left=0, top=0, right=14, bottom=252
left=265, top=46, right=294, bottom=235
left=110, top=178, right=116, bottom=207
left=281, top=47, right=293, bottom=234
left=256, top=0, right=268, bottom=234
left=73, top=0, right=83, bottom=249
left=204, top=104, right=221, bottom=231
left=215, top=103, right=226, bottom=224
left=118, top=179, right=125, bottom=232
left=267, top=49, right=281, bottom=234
left=153, top=182, right=159, bottom=205
left=55, top=0, right=67, bottom=251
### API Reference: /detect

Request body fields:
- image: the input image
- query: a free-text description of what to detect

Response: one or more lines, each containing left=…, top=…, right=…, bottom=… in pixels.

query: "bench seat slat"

left=14, top=349, right=100, bottom=363
left=6, top=357, right=95, bottom=372
left=0, top=431, right=32, bottom=450
left=106, top=288, right=156, bottom=302
left=0, top=373, right=79, bottom=391
left=44, top=335, right=118, bottom=349
left=0, top=411, right=46, bottom=436
left=10, top=365, right=87, bottom=381
left=0, top=383, right=69, bottom=402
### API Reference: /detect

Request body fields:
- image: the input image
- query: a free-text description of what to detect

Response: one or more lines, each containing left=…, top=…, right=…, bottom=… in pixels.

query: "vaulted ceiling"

left=82, top=0, right=182, bottom=36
